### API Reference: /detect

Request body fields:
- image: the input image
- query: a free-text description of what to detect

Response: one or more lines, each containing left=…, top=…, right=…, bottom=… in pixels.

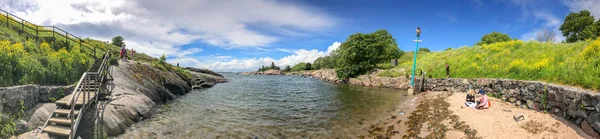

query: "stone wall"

left=424, top=78, right=600, bottom=137
left=0, top=85, right=74, bottom=115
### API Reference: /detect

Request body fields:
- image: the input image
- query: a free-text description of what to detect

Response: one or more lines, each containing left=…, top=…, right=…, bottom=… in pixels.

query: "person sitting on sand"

left=476, top=89, right=490, bottom=109
left=464, top=89, right=476, bottom=108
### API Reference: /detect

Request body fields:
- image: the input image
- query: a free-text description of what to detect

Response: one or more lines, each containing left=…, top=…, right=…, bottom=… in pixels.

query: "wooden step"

left=54, top=109, right=80, bottom=116
left=43, top=125, right=71, bottom=136
left=49, top=117, right=72, bottom=125
left=55, top=92, right=97, bottom=106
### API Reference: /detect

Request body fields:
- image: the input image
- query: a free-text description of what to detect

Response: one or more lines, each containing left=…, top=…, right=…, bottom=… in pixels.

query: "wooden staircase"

left=39, top=52, right=111, bottom=139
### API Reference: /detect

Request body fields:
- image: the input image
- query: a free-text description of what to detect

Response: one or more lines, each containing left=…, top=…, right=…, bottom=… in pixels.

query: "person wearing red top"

left=476, top=89, right=490, bottom=109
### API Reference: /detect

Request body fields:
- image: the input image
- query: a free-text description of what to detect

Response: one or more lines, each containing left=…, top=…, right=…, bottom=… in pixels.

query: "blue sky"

left=3, top=0, right=599, bottom=71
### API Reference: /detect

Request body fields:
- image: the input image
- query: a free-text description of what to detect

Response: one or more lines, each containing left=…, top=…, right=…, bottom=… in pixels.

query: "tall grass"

left=397, top=38, right=600, bottom=90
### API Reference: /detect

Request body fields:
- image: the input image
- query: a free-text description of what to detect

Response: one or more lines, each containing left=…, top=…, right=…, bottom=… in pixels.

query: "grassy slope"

left=0, top=13, right=165, bottom=86
left=385, top=39, right=600, bottom=90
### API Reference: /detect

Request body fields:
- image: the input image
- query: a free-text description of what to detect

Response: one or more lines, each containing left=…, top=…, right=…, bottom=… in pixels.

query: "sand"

left=364, top=91, right=592, bottom=139
left=445, top=91, right=591, bottom=139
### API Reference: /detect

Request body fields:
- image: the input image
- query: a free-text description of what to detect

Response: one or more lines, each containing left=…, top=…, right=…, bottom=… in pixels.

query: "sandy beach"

left=365, top=91, right=593, bottom=139
left=445, top=91, right=591, bottom=139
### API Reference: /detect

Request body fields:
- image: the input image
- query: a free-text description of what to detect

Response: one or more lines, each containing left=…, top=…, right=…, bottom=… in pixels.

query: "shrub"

left=475, top=32, right=511, bottom=45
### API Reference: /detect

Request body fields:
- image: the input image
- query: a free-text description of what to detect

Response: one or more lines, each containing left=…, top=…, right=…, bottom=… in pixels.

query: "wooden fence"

left=0, top=9, right=100, bottom=58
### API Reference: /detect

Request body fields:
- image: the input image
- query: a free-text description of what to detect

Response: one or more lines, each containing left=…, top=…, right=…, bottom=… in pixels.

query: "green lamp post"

left=410, top=27, right=422, bottom=87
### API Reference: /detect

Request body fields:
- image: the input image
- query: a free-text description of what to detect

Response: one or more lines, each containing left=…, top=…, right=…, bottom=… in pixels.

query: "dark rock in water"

left=184, top=67, right=224, bottom=77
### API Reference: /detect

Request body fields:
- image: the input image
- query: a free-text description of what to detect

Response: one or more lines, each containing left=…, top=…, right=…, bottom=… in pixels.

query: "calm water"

left=122, top=73, right=412, bottom=138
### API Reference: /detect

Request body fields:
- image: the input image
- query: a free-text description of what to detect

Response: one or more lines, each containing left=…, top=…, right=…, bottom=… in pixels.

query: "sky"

left=1, top=0, right=600, bottom=72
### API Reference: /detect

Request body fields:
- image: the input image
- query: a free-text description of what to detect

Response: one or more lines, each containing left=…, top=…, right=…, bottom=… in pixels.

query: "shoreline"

left=272, top=69, right=600, bottom=138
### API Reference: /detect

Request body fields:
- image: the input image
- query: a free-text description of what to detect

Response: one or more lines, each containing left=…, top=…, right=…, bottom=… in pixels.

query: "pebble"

left=399, top=111, right=405, bottom=115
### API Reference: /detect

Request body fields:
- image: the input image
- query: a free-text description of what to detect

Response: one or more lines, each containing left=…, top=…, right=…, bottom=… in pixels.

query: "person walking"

left=445, top=63, right=450, bottom=78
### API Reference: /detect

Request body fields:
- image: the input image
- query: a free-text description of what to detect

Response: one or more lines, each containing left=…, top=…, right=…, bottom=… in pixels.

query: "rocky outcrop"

left=241, top=69, right=283, bottom=75
left=422, top=78, right=600, bottom=137
left=184, top=67, right=224, bottom=78
left=21, top=61, right=225, bottom=137
left=0, top=85, right=74, bottom=116
left=286, top=69, right=411, bottom=89
left=0, top=85, right=73, bottom=136
left=188, top=68, right=227, bottom=89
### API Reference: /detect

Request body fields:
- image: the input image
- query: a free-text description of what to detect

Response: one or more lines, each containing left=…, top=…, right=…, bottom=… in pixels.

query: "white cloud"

left=520, top=11, right=566, bottom=42
left=175, top=42, right=342, bottom=72
left=175, top=48, right=203, bottom=58
left=327, top=42, right=341, bottom=53
left=4, top=0, right=334, bottom=58
left=562, top=0, right=600, bottom=17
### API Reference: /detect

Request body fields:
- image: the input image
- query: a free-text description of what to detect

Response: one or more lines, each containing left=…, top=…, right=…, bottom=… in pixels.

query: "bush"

left=475, top=32, right=511, bottom=45
left=0, top=41, right=93, bottom=86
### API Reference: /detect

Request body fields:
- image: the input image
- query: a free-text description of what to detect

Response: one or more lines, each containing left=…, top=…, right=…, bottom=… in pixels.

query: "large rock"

left=588, top=112, right=600, bottom=132
left=581, top=120, right=600, bottom=139
left=0, top=85, right=74, bottom=115
left=27, top=103, right=56, bottom=130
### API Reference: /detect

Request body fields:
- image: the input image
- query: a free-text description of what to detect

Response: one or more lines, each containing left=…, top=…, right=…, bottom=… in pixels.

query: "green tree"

left=270, top=62, right=276, bottom=69
left=283, top=65, right=291, bottom=72
left=291, top=63, right=308, bottom=71
left=419, top=47, right=430, bottom=52
left=475, top=32, right=511, bottom=45
left=111, top=36, right=125, bottom=47
left=335, top=29, right=402, bottom=80
left=559, top=10, right=599, bottom=42
left=305, top=63, right=312, bottom=70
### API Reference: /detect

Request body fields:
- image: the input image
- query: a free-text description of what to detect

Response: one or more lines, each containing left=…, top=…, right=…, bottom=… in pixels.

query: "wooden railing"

left=0, top=8, right=100, bottom=58
left=66, top=51, right=110, bottom=139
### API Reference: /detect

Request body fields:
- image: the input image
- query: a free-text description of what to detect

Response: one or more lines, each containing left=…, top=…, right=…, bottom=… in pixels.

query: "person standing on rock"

left=445, top=63, right=450, bottom=78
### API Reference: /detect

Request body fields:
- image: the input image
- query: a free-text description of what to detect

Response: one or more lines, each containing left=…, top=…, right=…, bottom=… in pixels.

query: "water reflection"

left=121, top=73, right=411, bottom=138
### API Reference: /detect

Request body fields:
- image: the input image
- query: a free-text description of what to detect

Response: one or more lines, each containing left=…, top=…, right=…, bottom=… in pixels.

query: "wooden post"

left=36, top=26, right=38, bottom=39
left=52, top=27, right=56, bottom=44
left=79, top=39, right=82, bottom=53
left=5, top=13, right=8, bottom=27
left=21, top=20, right=23, bottom=31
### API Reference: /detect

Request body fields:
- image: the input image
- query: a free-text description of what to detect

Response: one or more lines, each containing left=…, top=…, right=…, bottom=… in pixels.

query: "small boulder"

left=509, top=97, right=517, bottom=103
left=581, top=120, right=600, bottom=139
left=15, top=120, right=28, bottom=135
left=514, top=113, right=526, bottom=122
left=526, top=100, right=535, bottom=109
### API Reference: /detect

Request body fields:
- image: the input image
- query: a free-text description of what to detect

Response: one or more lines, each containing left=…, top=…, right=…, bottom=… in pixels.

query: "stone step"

left=54, top=108, right=80, bottom=116
left=48, top=117, right=72, bottom=125
left=42, top=125, right=71, bottom=136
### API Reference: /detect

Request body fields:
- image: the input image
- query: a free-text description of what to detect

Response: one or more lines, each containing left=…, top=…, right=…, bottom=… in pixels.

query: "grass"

left=0, top=12, right=160, bottom=86
left=393, top=38, right=600, bottom=90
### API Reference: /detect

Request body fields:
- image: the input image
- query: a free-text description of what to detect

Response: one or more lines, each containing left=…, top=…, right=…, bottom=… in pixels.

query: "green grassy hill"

left=0, top=13, right=158, bottom=87
left=388, top=38, right=600, bottom=90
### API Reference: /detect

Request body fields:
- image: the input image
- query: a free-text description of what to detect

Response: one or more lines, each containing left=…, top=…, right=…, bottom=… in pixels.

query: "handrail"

left=66, top=52, right=110, bottom=138
left=0, top=8, right=99, bottom=57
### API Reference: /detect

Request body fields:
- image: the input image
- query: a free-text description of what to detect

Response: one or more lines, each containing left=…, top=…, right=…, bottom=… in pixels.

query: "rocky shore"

left=10, top=61, right=225, bottom=138
left=240, top=69, right=283, bottom=75
left=285, top=69, right=411, bottom=89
